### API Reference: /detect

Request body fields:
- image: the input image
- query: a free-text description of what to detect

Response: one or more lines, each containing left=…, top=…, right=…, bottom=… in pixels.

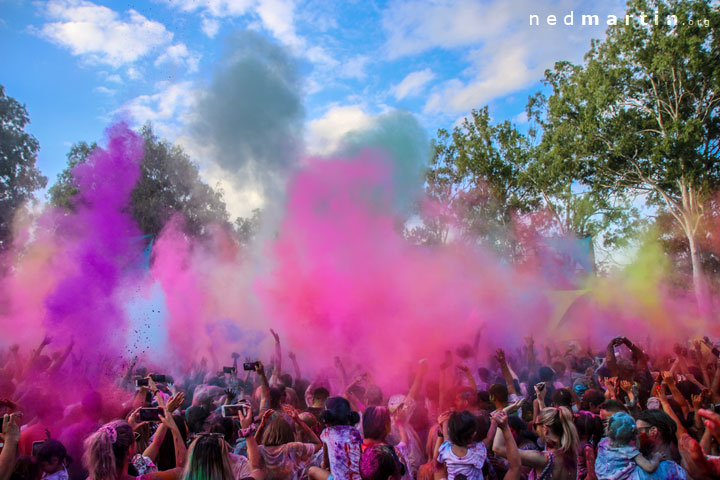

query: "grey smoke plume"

left=193, top=31, right=304, bottom=206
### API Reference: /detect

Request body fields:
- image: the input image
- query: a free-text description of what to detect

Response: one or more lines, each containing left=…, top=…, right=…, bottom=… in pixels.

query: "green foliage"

left=49, top=124, right=230, bottom=237
left=0, top=85, right=47, bottom=250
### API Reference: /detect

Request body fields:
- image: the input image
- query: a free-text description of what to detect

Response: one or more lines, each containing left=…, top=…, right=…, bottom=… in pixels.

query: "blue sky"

left=1, top=0, right=628, bottom=217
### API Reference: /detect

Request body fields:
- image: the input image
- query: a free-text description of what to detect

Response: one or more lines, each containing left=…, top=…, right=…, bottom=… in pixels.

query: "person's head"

left=363, top=406, right=392, bottom=442
left=635, top=409, right=678, bottom=453
left=551, top=361, right=567, bottom=378
left=599, top=400, right=627, bottom=422
left=186, top=406, right=210, bottom=434
left=268, top=386, right=286, bottom=410
left=551, top=388, right=573, bottom=409
left=312, top=387, right=330, bottom=407
left=83, top=420, right=136, bottom=480
left=365, top=385, right=383, bottom=407
left=606, top=412, right=636, bottom=446
left=11, top=456, right=41, bottom=480
left=534, top=407, right=578, bottom=455
left=538, top=366, right=555, bottom=382
left=183, top=434, right=233, bottom=480
left=488, top=384, right=508, bottom=407
left=454, top=386, right=477, bottom=411
left=321, top=396, right=360, bottom=427
left=37, top=440, right=70, bottom=475
left=476, top=391, right=493, bottom=411
left=580, top=389, right=605, bottom=414
left=261, top=415, right=296, bottom=446
left=359, top=444, right=406, bottom=480
left=447, top=410, right=477, bottom=447
left=573, top=411, right=603, bottom=445
left=279, top=374, right=293, bottom=388
left=296, top=412, right=319, bottom=443
left=507, top=415, right=538, bottom=446
left=209, top=417, right=238, bottom=445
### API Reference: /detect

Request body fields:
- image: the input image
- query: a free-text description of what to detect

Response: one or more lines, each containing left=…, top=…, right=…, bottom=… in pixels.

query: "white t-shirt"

left=437, top=441, right=487, bottom=480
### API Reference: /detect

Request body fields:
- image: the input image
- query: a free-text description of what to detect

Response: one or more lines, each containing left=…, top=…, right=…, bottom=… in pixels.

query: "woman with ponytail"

left=494, top=407, right=579, bottom=480
left=83, top=409, right=186, bottom=480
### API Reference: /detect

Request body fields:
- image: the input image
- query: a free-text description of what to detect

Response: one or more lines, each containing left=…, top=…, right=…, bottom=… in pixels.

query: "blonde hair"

left=182, top=435, right=234, bottom=480
left=536, top=407, right=579, bottom=455
left=83, top=420, right=134, bottom=480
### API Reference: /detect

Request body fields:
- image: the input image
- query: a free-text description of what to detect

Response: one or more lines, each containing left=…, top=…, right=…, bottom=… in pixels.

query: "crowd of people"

left=2, top=331, right=720, bottom=480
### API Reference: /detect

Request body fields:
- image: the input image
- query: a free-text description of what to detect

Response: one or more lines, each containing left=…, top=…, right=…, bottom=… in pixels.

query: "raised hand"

left=491, top=410, right=508, bottom=428
left=282, top=404, right=300, bottom=422
left=238, top=404, right=253, bottom=429
left=620, top=380, right=633, bottom=393
left=418, top=358, right=429, bottom=376
left=127, top=407, right=149, bottom=430
left=661, top=371, right=675, bottom=385
left=495, top=348, right=506, bottom=364
left=1, top=412, right=21, bottom=442
left=158, top=407, right=178, bottom=431
left=270, top=329, right=280, bottom=343
left=166, top=392, right=185, bottom=412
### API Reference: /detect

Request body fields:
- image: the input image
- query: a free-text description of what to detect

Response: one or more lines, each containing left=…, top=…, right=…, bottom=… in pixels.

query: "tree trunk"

left=687, top=231, right=711, bottom=316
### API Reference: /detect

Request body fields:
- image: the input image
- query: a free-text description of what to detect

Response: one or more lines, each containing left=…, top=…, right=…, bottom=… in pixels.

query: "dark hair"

left=11, top=456, right=40, bottom=480
left=448, top=411, right=477, bottom=447
left=636, top=409, right=678, bottom=446
left=36, top=439, right=70, bottom=464
left=488, top=384, right=508, bottom=404
left=321, top=397, right=360, bottom=427
left=552, top=388, right=573, bottom=409
left=268, top=386, right=286, bottom=410
left=312, top=387, right=330, bottom=404
left=538, top=366, right=555, bottom=382
left=599, top=400, right=628, bottom=414
left=475, top=413, right=491, bottom=442
left=580, top=389, right=605, bottom=411
left=209, top=417, right=238, bottom=444
left=186, top=406, right=211, bottom=434
left=574, top=411, right=603, bottom=445
left=507, top=415, right=538, bottom=445
left=455, top=386, right=477, bottom=407
left=359, top=444, right=405, bottom=480
left=157, top=414, right=189, bottom=471
left=279, top=374, right=293, bottom=388
left=363, top=406, right=391, bottom=441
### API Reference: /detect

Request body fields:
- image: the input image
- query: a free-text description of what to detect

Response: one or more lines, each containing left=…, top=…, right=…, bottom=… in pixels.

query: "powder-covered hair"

left=606, top=412, right=636, bottom=445
left=83, top=420, right=134, bottom=480
left=182, top=435, right=234, bottom=480
left=536, top=407, right=579, bottom=455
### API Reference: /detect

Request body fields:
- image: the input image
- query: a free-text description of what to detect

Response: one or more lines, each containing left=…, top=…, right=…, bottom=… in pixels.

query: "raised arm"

left=408, top=359, right=429, bottom=401
left=288, top=351, right=301, bottom=384
left=159, top=407, right=187, bottom=467
left=661, top=371, right=691, bottom=420
left=283, top=405, right=321, bottom=451
left=239, top=407, right=265, bottom=480
left=270, top=329, right=281, bottom=386
left=492, top=411, right=520, bottom=480
left=495, top=349, right=517, bottom=396
left=0, top=413, right=21, bottom=480
left=255, top=362, right=270, bottom=411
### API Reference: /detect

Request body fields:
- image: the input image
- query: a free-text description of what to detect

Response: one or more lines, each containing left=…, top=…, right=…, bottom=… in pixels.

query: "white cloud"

left=391, top=68, right=435, bottom=100
left=201, top=17, right=221, bottom=37
left=93, top=85, right=115, bottom=95
left=155, top=43, right=200, bottom=72
left=338, top=55, right=370, bottom=80
left=306, top=105, right=374, bottom=156
left=381, top=0, right=626, bottom=116
left=118, top=81, right=197, bottom=138
left=382, top=0, right=510, bottom=59
left=39, top=0, right=172, bottom=68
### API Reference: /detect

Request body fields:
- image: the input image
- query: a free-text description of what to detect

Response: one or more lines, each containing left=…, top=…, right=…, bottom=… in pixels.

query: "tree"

left=49, top=124, right=230, bottom=238
left=536, top=0, right=720, bottom=310
left=0, top=85, right=47, bottom=250
left=412, top=107, right=539, bottom=260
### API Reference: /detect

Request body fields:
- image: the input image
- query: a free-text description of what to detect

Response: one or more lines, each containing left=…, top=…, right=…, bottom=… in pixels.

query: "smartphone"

left=222, top=366, right=236, bottom=374
left=32, top=440, right=45, bottom=457
left=139, top=407, right=163, bottom=422
left=537, top=382, right=546, bottom=391
left=136, top=378, right=149, bottom=387
left=222, top=402, right=249, bottom=418
left=150, top=374, right=167, bottom=383
left=713, top=403, right=720, bottom=414
left=242, top=361, right=259, bottom=371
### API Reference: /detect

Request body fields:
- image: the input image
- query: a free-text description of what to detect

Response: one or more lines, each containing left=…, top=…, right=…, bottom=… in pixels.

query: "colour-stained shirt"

left=437, top=441, right=487, bottom=480
left=320, top=425, right=362, bottom=480
left=259, top=442, right=317, bottom=480
left=595, top=438, right=639, bottom=480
